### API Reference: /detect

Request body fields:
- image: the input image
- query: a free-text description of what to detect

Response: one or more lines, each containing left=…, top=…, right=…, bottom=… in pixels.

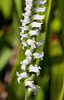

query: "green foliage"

left=58, top=0, right=64, bottom=49
left=0, top=46, right=12, bottom=72
left=0, top=0, right=13, bottom=19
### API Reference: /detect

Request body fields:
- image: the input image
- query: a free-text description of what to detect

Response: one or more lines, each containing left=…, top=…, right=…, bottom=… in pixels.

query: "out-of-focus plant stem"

left=58, top=0, right=64, bottom=49
left=59, top=82, right=64, bottom=100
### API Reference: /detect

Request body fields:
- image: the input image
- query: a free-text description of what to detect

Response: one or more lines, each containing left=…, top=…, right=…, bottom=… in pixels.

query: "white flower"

left=22, top=11, right=31, bottom=17
left=16, top=72, right=28, bottom=84
left=22, top=41, right=27, bottom=49
left=29, top=64, right=41, bottom=76
left=25, top=81, right=40, bottom=94
left=31, top=22, right=42, bottom=30
left=37, top=0, right=46, bottom=5
left=25, top=49, right=32, bottom=60
left=25, top=81, right=35, bottom=89
left=19, top=26, right=29, bottom=31
left=20, top=33, right=28, bottom=40
left=20, top=59, right=29, bottom=70
left=25, top=49, right=32, bottom=56
left=25, top=5, right=32, bottom=11
left=29, top=29, right=39, bottom=36
left=20, top=19, right=30, bottom=26
left=36, top=39, right=44, bottom=47
left=27, top=39, right=36, bottom=49
left=33, top=51, right=44, bottom=59
left=33, top=85, right=40, bottom=95
left=35, top=7, right=45, bottom=12
left=25, top=0, right=32, bottom=4
left=33, top=14, right=45, bottom=22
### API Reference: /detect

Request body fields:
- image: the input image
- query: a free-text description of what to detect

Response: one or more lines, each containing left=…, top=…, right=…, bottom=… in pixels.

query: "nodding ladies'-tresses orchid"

left=16, top=0, right=46, bottom=99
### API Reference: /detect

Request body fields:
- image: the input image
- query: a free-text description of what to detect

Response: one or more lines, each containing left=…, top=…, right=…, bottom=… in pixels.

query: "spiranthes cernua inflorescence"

left=16, top=0, right=46, bottom=96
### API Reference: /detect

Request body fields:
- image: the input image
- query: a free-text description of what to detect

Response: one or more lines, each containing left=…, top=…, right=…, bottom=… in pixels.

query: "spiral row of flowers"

left=16, top=0, right=46, bottom=95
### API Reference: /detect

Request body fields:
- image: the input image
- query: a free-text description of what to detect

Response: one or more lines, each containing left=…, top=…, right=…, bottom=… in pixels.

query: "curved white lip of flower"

left=37, top=0, right=46, bottom=5
left=35, top=7, right=45, bottom=12
left=25, top=81, right=40, bottom=94
left=16, top=72, right=28, bottom=84
left=33, top=51, right=44, bottom=59
left=29, top=29, right=39, bottom=36
left=22, top=41, right=27, bottom=49
left=25, top=81, right=36, bottom=89
left=31, top=22, right=43, bottom=29
left=33, top=15, right=45, bottom=21
left=27, top=39, right=36, bottom=49
left=29, top=64, right=41, bottom=76
left=20, top=33, right=28, bottom=40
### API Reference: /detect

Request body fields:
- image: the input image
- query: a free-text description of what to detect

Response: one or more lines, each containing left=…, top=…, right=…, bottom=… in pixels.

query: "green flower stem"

left=24, top=74, right=35, bottom=100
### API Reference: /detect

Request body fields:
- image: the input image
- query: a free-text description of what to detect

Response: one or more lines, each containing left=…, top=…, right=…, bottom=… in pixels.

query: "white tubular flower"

left=16, top=72, right=28, bottom=84
left=25, top=5, right=32, bottom=11
left=33, top=15, right=45, bottom=22
left=33, top=51, right=44, bottom=59
left=20, top=19, right=30, bottom=26
left=20, top=59, right=29, bottom=70
left=19, top=26, right=29, bottom=31
left=29, top=29, right=39, bottom=36
left=35, top=7, right=45, bottom=12
left=25, top=0, right=32, bottom=4
left=36, top=39, right=44, bottom=47
left=25, top=49, right=32, bottom=60
left=25, top=81, right=35, bottom=89
left=29, top=64, right=41, bottom=76
left=20, top=33, right=28, bottom=40
left=25, top=81, right=40, bottom=94
left=27, top=39, right=36, bottom=49
left=37, top=0, right=46, bottom=5
left=22, top=10, right=31, bottom=17
left=22, top=41, right=27, bottom=49
left=31, top=22, right=42, bottom=30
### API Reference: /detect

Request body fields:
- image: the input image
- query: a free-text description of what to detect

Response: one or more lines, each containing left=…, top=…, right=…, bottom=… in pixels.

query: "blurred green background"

left=0, top=0, right=64, bottom=100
